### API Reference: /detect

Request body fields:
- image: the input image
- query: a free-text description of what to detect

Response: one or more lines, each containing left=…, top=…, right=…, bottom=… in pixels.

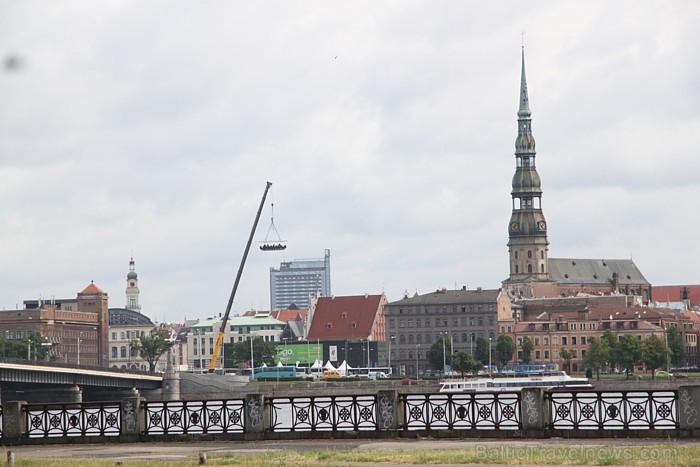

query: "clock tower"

left=125, top=256, right=141, bottom=312
left=507, top=48, right=549, bottom=284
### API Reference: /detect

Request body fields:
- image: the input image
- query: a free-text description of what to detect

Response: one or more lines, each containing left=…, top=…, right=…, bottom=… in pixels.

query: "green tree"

left=495, top=335, right=515, bottom=371
left=584, top=336, right=610, bottom=380
left=131, top=328, right=174, bottom=372
left=427, top=335, right=451, bottom=374
left=601, top=330, right=618, bottom=372
left=450, top=351, right=471, bottom=377
left=642, top=335, right=670, bottom=379
left=666, top=327, right=685, bottom=367
left=560, top=348, right=572, bottom=373
left=617, top=334, right=642, bottom=378
left=521, top=336, right=533, bottom=364
left=230, top=337, right=278, bottom=369
left=474, top=336, right=490, bottom=365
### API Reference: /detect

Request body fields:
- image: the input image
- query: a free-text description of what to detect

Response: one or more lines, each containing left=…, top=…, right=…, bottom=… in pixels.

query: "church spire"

left=506, top=46, right=550, bottom=289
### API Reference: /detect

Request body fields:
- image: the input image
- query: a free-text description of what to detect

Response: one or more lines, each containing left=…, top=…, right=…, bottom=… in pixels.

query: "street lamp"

left=388, top=335, right=395, bottom=373
left=442, top=333, right=447, bottom=376
left=283, top=337, right=288, bottom=365
left=77, top=332, right=84, bottom=366
left=416, top=344, right=420, bottom=378
left=488, top=337, right=492, bottom=376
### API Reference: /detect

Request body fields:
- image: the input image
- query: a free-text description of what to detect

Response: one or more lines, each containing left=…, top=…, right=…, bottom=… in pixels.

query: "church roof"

left=547, top=258, right=649, bottom=286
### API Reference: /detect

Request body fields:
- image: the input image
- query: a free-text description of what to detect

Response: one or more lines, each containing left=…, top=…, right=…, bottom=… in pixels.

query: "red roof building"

left=307, top=294, right=387, bottom=342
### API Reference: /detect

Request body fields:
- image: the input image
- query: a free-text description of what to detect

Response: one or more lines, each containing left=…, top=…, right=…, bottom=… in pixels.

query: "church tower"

left=507, top=48, right=550, bottom=284
left=125, top=256, right=141, bottom=312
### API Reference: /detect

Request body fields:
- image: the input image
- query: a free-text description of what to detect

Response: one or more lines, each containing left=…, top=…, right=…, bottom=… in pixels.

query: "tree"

left=474, top=336, right=490, bottom=365
left=451, top=351, right=483, bottom=377
left=27, top=331, right=52, bottom=361
left=131, top=328, right=173, bottom=372
left=230, top=337, right=278, bottom=369
left=521, top=336, right=533, bottom=364
left=560, top=348, right=572, bottom=373
left=617, top=334, right=642, bottom=378
left=601, top=330, right=618, bottom=372
left=427, top=336, right=451, bottom=373
left=666, top=327, right=685, bottom=367
left=495, top=335, right=515, bottom=370
left=642, top=335, right=670, bottom=379
left=584, top=336, right=610, bottom=380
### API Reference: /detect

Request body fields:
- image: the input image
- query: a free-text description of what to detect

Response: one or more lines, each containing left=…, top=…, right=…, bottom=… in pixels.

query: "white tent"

left=310, top=359, right=322, bottom=369
left=323, top=360, right=337, bottom=371
left=337, top=360, right=354, bottom=376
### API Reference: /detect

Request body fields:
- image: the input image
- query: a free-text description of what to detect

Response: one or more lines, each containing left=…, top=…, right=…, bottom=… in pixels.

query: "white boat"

left=439, top=371, right=592, bottom=393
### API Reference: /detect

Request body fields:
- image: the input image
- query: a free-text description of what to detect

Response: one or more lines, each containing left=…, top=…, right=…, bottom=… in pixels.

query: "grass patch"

left=4, top=444, right=700, bottom=466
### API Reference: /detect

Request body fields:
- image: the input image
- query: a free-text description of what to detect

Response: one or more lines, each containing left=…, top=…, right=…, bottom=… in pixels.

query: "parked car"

left=402, top=377, right=418, bottom=386
left=655, top=371, right=673, bottom=379
left=674, top=373, right=688, bottom=379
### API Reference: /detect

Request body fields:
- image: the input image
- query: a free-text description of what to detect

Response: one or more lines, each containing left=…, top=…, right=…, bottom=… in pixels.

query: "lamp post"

left=470, top=333, right=474, bottom=356
left=250, top=335, right=255, bottom=380
left=283, top=337, right=288, bottom=365
left=416, top=343, right=420, bottom=378
left=442, top=333, right=447, bottom=376
left=388, top=335, right=395, bottom=373
left=488, top=337, right=492, bottom=376
left=77, top=333, right=82, bottom=366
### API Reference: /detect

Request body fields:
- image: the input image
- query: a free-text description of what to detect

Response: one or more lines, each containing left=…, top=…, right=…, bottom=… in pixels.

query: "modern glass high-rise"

left=270, top=249, right=331, bottom=310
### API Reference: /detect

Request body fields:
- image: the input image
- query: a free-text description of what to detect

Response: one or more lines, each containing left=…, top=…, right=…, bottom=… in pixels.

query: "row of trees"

left=425, top=335, right=518, bottom=377
left=424, top=329, right=680, bottom=380
left=582, top=330, right=674, bottom=380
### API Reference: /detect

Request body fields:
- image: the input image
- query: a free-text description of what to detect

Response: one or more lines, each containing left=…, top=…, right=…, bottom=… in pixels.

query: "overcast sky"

left=1, top=1, right=699, bottom=323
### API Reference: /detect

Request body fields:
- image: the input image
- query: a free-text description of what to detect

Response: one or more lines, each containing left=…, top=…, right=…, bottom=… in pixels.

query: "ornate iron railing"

left=144, top=399, right=245, bottom=435
left=403, top=393, right=521, bottom=431
left=548, top=391, right=678, bottom=430
left=25, top=403, right=120, bottom=438
left=269, top=395, right=377, bottom=432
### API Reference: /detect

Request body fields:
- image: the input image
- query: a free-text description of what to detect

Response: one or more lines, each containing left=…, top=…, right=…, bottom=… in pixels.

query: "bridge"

left=0, top=361, right=163, bottom=403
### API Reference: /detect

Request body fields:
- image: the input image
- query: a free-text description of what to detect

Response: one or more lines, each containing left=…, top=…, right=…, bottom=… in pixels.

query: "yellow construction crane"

left=209, top=181, right=272, bottom=372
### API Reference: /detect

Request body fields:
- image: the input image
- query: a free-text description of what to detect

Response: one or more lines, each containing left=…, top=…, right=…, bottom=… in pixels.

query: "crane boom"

left=209, top=181, right=272, bottom=372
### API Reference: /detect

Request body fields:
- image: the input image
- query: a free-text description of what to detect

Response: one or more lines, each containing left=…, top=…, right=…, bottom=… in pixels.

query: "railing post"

left=376, top=390, right=399, bottom=432
left=121, top=397, right=142, bottom=441
left=244, top=394, right=265, bottom=438
left=520, top=388, right=545, bottom=436
left=1, top=401, right=27, bottom=440
left=678, top=385, right=700, bottom=437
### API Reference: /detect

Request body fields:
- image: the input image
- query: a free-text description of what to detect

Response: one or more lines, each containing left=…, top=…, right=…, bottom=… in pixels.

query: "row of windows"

left=517, top=335, right=589, bottom=346
left=110, top=346, right=138, bottom=358
left=514, top=263, right=545, bottom=274
left=388, top=304, right=494, bottom=315
left=388, top=316, right=494, bottom=329
left=394, top=331, right=495, bottom=345
left=111, top=331, right=143, bottom=340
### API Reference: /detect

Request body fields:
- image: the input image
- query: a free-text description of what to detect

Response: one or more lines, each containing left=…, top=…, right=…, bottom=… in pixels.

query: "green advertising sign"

left=275, top=343, right=323, bottom=365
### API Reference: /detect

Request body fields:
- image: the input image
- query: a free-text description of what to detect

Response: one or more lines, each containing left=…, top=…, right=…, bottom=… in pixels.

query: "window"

left=544, top=350, right=550, bottom=359
left=534, top=337, right=540, bottom=346
left=581, top=336, right=586, bottom=345
left=527, top=264, right=532, bottom=273
left=561, top=336, right=567, bottom=345
left=399, top=320, right=405, bottom=328
left=111, top=347, right=118, bottom=358
left=120, top=332, right=126, bottom=340
left=527, top=250, right=532, bottom=259
left=388, top=319, right=395, bottom=328
left=543, top=337, right=549, bottom=345
left=535, top=350, right=541, bottom=360
left=408, top=320, right=413, bottom=328
left=120, top=346, right=127, bottom=358
left=400, top=335, right=405, bottom=344
left=111, top=332, right=117, bottom=340
left=408, top=335, right=414, bottom=344
left=571, top=336, right=577, bottom=345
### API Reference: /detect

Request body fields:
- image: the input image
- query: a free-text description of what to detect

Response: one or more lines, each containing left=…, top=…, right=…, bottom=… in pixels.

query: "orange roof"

left=307, top=295, right=384, bottom=341
left=274, top=308, right=308, bottom=322
left=81, top=281, right=104, bottom=294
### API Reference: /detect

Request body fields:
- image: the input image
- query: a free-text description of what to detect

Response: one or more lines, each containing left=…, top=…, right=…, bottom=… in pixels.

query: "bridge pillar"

left=120, top=397, right=142, bottom=441
left=377, top=390, right=399, bottom=431
left=162, top=348, right=180, bottom=401
left=1, top=401, right=26, bottom=440
left=244, top=394, right=265, bottom=437
left=520, top=388, right=545, bottom=436
left=678, top=385, right=700, bottom=436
